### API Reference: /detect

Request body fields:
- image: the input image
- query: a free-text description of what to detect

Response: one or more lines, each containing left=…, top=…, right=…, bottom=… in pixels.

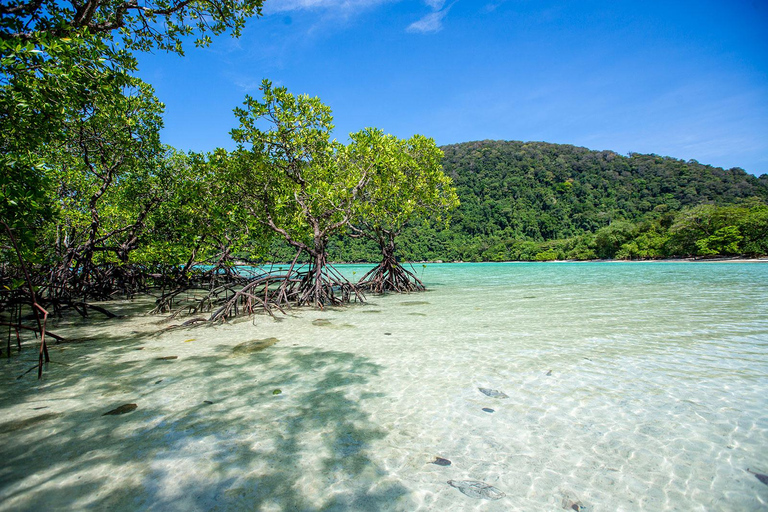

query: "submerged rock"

left=482, top=408, right=495, bottom=413
left=748, top=468, right=768, bottom=486
left=431, top=457, right=451, bottom=466
left=447, top=480, right=505, bottom=500
left=312, top=319, right=332, bottom=326
left=156, top=356, right=178, bottom=360
left=103, top=404, right=137, bottom=416
left=478, top=388, right=509, bottom=399
left=561, top=491, right=586, bottom=510
left=231, top=337, right=279, bottom=356
left=546, top=370, right=553, bottom=376
left=399, top=301, right=430, bottom=306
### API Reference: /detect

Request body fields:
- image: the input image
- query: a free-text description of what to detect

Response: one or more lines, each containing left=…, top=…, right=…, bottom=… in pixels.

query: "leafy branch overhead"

left=0, top=0, right=263, bottom=53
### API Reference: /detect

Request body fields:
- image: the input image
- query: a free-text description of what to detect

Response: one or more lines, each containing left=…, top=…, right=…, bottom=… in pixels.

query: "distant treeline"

left=320, top=141, right=768, bottom=262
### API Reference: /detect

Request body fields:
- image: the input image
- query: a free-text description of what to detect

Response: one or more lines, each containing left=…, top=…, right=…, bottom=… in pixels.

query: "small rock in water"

left=155, top=379, right=163, bottom=384
left=103, top=403, right=137, bottom=416
left=384, top=332, right=392, bottom=336
left=431, top=457, right=451, bottom=466
left=478, top=388, right=509, bottom=399
left=447, top=480, right=505, bottom=500
left=156, top=356, right=178, bottom=360
left=546, top=370, right=553, bottom=376
left=272, top=389, right=282, bottom=395
left=562, top=498, right=585, bottom=511
left=561, top=491, right=586, bottom=511
left=748, top=468, right=768, bottom=486
left=312, top=319, right=332, bottom=326
left=482, top=408, right=495, bottom=413
left=231, top=337, right=279, bottom=356
left=399, top=301, right=430, bottom=306
left=203, top=400, right=214, bottom=405
left=134, top=347, right=144, bottom=350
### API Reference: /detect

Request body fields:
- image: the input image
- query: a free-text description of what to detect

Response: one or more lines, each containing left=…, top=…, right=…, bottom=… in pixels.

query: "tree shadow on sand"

left=0, top=333, right=413, bottom=511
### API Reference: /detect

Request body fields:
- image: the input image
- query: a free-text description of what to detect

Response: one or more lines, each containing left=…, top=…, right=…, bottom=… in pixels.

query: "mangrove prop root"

left=358, top=257, right=425, bottom=294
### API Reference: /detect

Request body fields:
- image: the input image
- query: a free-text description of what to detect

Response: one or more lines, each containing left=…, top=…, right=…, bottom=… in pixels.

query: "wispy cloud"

left=407, top=10, right=448, bottom=33
left=407, top=0, right=454, bottom=33
left=482, top=1, right=507, bottom=13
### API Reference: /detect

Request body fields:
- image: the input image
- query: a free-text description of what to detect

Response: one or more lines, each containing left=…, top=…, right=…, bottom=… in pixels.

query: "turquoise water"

left=1, top=262, right=767, bottom=510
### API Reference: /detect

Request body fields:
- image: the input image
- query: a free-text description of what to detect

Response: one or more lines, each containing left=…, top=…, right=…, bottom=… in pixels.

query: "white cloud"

left=407, top=10, right=448, bottom=33
left=407, top=0, right=454, bottom=33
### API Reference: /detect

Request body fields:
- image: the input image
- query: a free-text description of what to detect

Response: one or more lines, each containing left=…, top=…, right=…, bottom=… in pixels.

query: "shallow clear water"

left=1, top=262, right=767, bottom=511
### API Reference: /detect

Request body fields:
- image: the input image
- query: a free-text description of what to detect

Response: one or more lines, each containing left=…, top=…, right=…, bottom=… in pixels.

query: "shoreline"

left=316, top=256, right=768, bottom=265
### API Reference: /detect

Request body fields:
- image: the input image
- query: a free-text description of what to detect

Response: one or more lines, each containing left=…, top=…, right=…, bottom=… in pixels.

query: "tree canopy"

left=228, top=79, right=372, bottom=307
left=350, top=129, right=459, bottom=292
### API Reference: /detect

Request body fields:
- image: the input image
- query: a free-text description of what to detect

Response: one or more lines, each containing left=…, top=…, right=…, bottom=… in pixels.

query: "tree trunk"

left=359, top=231, right=425, bottom=293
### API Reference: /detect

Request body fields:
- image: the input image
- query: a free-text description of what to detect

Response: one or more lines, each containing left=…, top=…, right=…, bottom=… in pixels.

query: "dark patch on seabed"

left=103, top=403, right=137, bottom=416
left=447, top=480, right=505, bottom=500
left=748, top=468, right=768, bottom=486
left=0, top=413, right=63, bottom=434
left=231, top=337, right=279, bottom=355
left=478, top=387, right=508, bottom=399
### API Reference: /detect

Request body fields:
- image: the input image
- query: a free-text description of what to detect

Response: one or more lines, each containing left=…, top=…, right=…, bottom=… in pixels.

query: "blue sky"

left=136, top=0, right=768, bottom=176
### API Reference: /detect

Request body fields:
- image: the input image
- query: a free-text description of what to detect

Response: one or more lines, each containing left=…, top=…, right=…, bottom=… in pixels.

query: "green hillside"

left=328, top=140, right=768, bottom=262
left=442, top=140, right=767, bottom=239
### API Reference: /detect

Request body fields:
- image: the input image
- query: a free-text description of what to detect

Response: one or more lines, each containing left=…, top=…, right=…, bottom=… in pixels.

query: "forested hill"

left=440, top=140, right=768, bottom=242
left=343, top=140, right=768, bottom=262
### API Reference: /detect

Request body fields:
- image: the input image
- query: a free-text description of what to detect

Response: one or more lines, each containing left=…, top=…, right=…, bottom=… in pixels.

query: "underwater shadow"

left=0, top=340, right=412, bottom=511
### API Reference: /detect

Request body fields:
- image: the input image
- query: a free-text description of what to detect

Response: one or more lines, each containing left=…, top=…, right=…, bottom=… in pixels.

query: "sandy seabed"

left=1, top=262, right=767, bottom=511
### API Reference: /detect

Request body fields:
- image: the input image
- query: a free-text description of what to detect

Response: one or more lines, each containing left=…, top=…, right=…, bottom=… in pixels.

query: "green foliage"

left=0, top=0, right=263, bottom=55
left=348, top=128, right=459, bottom=267
left=351, top=130, right=459, bottom=236
left=695, top=226, right=742, bottom=256
left=534, top=249, right=558, bottom=261
left=1, top=0, right=262, bottom=261
left=229, top=79, right=366, bottom=256
left=0, top=32, right=134, bottom=251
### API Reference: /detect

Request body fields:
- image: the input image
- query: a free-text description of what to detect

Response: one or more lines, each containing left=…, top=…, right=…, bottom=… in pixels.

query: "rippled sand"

left=1, top=262, right=767, bottom=511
